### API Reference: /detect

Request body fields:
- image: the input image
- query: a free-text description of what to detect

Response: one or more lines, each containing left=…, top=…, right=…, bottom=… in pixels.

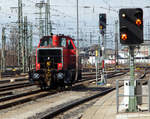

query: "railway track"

left=32, top=87, right=116, bottom=119
left=0, top=70, right=131, bottom=118
left=2, top=69, right=145, bottom=119
left=0, top=68, right=148, bottom=119
left=0, top=77, right=28, bottom=84
left=0, top=82, right=33, bottom=92
left=0, top=70, right=129, bottom=118
left=0, top=69, right=127, bottom=92
left=0, top=90, right=56, bottom=110
left=80, top=71, right=128, bottom=84
left=30, top=70, right=147, bottom=119
left=0, top=72, right=109, bottom=104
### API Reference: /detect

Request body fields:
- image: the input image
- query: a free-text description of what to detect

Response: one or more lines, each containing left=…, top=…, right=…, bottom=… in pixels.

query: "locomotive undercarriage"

left=29, top=69, right=75, bottom=90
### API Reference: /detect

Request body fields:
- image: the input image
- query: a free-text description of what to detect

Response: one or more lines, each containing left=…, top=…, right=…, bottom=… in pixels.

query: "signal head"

left=119, top=8, right=143, bottom=45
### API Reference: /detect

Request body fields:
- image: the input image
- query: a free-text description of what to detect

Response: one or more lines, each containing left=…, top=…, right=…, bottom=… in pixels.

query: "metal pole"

left=45, top=2, right=48, bottom=36
left=116, top=80, right=119, bottom=113
left=148, top=22, right=150, bottom=56
left=22, top=16, right=28, bottom=73
left=75, top=0, right=79, bottom=81
left=18, top=0, right=20, bottom=66
left=39, top=2, right=43, bottom=38
left=25, top=16, right=28, bottom=71
left=18, top=0, right=23, bottom=69
left=98, top=36, right=101, bottom=74
left=148, top=80, right=150, bottom=112
left=90, top=32, right=92, bottom=45
left=36, top=1, right=44, bottom=38
left=29, top=24, right=33, bottom=70
left=47, top=0, right=52, bottom=34
left=22, top=16, right=25, bottom=73
left=1, top=27, right=6, bottom=72
left=115, top=20, right=119, bottom=67
left=128, top=46, right=137, bottom=112
left=77, top=0, right=79, bottom=53
left=101, top=33, right=106, bottom=84
left=96, top=50, right=98, bottom=85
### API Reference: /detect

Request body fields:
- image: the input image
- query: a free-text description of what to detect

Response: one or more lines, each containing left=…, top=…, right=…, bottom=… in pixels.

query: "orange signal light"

left=121, top=34, right=127, bottom=40
left=136, top=19, right=142, bottom=26
left=100, top=25, right=103, bottom=29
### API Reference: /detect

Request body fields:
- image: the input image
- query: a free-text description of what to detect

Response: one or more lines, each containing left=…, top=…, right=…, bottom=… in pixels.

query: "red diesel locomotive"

left=29, top=34, right=81, bottom=90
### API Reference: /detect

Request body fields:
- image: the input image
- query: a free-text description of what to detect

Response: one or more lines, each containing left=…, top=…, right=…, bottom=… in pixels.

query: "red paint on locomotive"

left=36, top=35, right=76, bottom=71
left=29, top=34, right=81, bottom=90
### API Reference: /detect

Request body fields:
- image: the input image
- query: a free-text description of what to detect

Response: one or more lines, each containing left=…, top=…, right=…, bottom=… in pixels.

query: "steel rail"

left=0, top=91, right=56, bottom=110
left=31, top=87, right=116, bottom=119
left=0, top=83, right=33, bottom=92
left=31, top=69, right=147, bottom=119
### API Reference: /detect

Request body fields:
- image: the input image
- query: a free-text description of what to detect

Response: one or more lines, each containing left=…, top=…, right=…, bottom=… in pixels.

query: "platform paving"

left=81, top=85, right=150, bottom=119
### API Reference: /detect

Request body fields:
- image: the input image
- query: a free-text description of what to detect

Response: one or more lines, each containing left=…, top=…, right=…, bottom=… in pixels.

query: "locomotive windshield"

left=60, top=38, right=66, bottom=47
left=40, top=37, right=52, bottom=47
left=68, top=40, right=74, bottom=49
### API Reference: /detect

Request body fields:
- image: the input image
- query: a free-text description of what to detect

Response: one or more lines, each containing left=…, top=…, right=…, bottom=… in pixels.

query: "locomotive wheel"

left=39, top=80, right=47, bottom=90
left=40, top=84, right=47, bottom=90
left=67, top=85, right=72, bottom=90
left=40, top=86, right=46, bottom=90
left=64, top=71, right=72, bottom=85
left=57, top=77, right=65, bottom=91
left=71, top=71, right=76, bottom=83
left=77, top=70, right=82, bottom=80
left=57, top=86, right=65, bottom=92
left=59, top=78, right=65, bottom=88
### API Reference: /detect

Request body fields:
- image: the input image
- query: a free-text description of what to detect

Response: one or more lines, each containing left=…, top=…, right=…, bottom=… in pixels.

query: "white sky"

left=0, top=0, right=150, bottom=48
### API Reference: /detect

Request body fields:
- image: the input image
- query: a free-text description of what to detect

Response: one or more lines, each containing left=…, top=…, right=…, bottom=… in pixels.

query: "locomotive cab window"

left=68, top=40, right=74, bottom=49
left=60, top=38, right=67, bottom=47
left=40, top=37, right=52, bottom=46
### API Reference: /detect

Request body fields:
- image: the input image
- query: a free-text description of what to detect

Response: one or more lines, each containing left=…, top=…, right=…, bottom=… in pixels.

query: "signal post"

left=99, top=14, right=107, bottom=84
left=119, top=8, right=143, bottom=112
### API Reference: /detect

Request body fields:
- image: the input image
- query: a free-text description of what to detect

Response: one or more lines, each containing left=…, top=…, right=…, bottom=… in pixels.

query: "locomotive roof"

left=41, top=35, right=75, bottom=41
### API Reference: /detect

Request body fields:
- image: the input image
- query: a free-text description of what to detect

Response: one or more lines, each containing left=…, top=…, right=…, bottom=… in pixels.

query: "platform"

left=81, top=86, right=150, bottom=119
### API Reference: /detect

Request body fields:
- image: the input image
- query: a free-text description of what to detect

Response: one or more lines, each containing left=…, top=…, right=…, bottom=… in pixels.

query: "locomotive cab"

left=29, top=34, right=80, bottom=90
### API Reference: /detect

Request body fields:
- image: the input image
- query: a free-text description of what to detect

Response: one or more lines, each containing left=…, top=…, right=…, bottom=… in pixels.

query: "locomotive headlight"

left=57, top=72, right=64, bottom=80
left=33, top=73, right=40, bottom=79
left=46, top=61, right=51, bottom=67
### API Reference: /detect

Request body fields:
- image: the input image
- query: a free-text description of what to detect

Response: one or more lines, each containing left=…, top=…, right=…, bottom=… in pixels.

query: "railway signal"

left=99, top=13, right=106, bottom=34
left=119, top=8, right=143, bottom=112
left=98, top=13, right=107, bottom=85
left=119, top=8, right=143, bottom=45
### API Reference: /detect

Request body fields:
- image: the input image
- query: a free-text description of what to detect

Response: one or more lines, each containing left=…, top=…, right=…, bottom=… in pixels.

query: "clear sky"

left=0, top=0, right=150, bottom=48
